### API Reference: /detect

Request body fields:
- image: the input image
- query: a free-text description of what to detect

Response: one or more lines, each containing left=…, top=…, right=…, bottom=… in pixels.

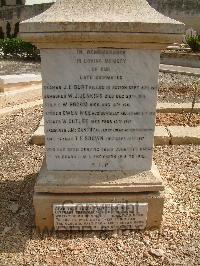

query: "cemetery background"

left=0, top=0, right=200, bottom=265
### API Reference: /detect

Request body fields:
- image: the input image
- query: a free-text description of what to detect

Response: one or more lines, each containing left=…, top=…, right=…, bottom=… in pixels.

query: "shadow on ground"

left=0, top=173, right=37, bottom=253
left=0, top=171, right=113, bottom=254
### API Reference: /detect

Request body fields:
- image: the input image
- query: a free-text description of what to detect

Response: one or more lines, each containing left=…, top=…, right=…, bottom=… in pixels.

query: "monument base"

left=33, top=191, right=164, bottom=231
left=33, top=161, right=165, bottom=231
left=35, top=160, right=164, bottom=193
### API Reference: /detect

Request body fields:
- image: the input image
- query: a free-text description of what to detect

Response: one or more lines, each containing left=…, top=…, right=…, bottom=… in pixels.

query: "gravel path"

left=0, top=107, right=199, bottom=265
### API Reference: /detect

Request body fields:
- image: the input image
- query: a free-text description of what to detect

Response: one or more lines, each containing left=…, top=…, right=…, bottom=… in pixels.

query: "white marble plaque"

left=41, top=48, right=160, bottom=170
left=53, top=203, right=148, bottom=230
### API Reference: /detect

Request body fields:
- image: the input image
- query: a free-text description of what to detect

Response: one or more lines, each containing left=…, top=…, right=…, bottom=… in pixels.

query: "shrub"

left=0, top=38, right=40, bottom=60
left=185, top=34, right=200, bottom=52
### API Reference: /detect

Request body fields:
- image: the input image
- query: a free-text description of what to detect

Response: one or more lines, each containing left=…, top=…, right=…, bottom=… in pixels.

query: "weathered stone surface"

left=42, top=48, right=159, bottom=171
left=20, top=0, right=184, bottom=34
left=2, top=0, right=199, bottom=41
left=33, top=191, right=164, bottom=231
left=35, top=160, right=164, bottom=193
left=53, top=203, right=148, bottom=230
left=20, top=0, right=184, bottom=49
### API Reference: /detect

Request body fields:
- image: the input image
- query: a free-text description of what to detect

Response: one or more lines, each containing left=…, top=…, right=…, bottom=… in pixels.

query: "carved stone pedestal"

left=33, top=160, right=164, bottom=231
left=20, top=0, right=184, bottom=231
left=34, top=192, right=164, bottom=231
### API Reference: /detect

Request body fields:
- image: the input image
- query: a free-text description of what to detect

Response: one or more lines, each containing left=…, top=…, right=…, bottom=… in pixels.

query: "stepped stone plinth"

left=20, top=0, right=184, bottom=231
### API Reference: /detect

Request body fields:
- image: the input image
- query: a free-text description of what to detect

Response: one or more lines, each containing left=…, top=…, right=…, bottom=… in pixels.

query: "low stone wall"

left=161, top=52, right=200, bottom=68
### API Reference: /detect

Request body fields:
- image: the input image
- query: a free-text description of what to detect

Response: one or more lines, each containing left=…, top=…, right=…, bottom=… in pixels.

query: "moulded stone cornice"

left=19, top=0, right=185, bottom=48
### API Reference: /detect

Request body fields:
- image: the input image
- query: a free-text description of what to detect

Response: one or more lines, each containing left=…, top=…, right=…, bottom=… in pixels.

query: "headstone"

left=42, top=48, right=159, bottom=171
left=20, top=0, right=184, bottom=231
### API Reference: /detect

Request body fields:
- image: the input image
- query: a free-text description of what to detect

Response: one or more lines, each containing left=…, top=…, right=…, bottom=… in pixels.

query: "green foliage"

left=185, top=34, right=200, bottom=52
left=0, top=38, right=40, bottom=60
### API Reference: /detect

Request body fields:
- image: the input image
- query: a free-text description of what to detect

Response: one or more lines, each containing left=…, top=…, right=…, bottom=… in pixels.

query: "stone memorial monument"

left=20, top=0, right=184, bottom=231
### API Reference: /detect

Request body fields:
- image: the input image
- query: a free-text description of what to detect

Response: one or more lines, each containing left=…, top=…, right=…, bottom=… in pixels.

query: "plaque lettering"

left=53, top=203, right=148, bottom=230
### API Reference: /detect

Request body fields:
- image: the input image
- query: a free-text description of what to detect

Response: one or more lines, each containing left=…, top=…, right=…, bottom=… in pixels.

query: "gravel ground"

left=0, top=59, right=41, bottom=75
left=158, top=72, right=200, bottom=103
left=0, top=84, right=42, bottom=109
left=0, top=107, right=199, bottom=265
left=0, top=59, right=199, bottom=104
left=156, top=113, right=200, bottom=126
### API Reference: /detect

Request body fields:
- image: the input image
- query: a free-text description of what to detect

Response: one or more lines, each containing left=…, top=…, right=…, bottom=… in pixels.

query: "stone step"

left=31, top=119, right=200, bottom=146
left=156, top=102, right=200, bottom=113
left=167, top=126, right=200, bottom=145
left=159, top=64, right=200, bottom=77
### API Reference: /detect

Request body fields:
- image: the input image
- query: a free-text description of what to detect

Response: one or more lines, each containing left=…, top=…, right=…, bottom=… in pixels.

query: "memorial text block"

left=53, top=203, right=148, bottom=230
left=41, top=49, right=160, bottom=170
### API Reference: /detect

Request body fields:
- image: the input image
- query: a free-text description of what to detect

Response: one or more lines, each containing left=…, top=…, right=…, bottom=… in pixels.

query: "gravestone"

left=20, top=0, right=184, bottom=231
left=42, top=48, right=159, bottom=171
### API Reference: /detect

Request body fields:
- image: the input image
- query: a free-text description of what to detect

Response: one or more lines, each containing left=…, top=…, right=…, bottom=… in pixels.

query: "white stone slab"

left=41, top=48, right=160, bottom=171
left=53, top=203, right=148, bottom=230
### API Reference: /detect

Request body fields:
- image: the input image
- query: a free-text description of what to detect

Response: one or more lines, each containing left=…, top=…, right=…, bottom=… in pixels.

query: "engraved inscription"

left=53, top=203, right=148, bottom=230
left=41, top=48, right=160, bottom=170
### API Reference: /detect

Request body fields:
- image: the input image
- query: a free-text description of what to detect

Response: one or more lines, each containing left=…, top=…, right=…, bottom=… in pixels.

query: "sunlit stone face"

left=41, top=48, right=160, bottom=171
